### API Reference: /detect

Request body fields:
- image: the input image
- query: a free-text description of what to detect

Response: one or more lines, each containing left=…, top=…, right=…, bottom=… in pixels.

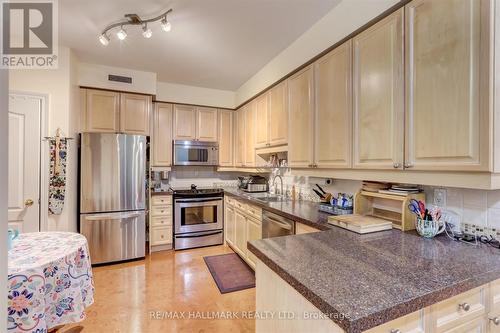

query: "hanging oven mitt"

left=48, top=138, right=67, bottom=215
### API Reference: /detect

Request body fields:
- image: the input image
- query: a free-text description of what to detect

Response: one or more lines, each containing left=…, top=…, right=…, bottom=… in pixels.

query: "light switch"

left=434, top=188, right=447, bottom=207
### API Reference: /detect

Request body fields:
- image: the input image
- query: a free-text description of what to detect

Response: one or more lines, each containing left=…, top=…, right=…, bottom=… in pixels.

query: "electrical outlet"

left=434, top=188, right=447, bottom=207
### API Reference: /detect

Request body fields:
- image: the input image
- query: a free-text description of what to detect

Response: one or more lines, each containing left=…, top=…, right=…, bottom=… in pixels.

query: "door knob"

left=24, top=199, right=34, bottom=207
left=393, top=163, right=401, bottom=169
left=490, top=317, right=500, bottom=325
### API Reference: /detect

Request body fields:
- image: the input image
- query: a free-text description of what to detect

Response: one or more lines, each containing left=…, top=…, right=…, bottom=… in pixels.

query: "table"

left=7, top=232, right=94, bottom=332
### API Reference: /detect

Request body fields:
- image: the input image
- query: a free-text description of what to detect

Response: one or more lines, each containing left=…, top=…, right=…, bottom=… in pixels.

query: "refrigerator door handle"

left=85, top=212, right=143, bottom=220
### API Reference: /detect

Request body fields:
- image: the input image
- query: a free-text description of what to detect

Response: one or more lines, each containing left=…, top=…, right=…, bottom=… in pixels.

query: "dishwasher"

left=262, top=210, right=295, bottom=238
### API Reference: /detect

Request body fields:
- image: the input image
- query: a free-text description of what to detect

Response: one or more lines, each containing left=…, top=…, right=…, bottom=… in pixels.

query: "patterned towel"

left=48, top=138, right=67, bottom=215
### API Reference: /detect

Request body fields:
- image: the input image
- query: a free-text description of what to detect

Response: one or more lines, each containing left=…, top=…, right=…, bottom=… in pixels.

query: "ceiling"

left=59, top=0, right=341, bottom=91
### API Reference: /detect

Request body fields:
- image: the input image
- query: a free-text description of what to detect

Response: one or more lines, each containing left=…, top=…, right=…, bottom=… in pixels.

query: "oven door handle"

left=175, top=198, right=223, bottom=203
left=265, top=217, right=293, bottom=231
left=175, top=231, right=222, bottom=238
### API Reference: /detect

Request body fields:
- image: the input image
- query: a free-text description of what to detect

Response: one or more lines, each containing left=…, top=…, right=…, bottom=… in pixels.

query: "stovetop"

left=173, top=186, right=224, bottom=198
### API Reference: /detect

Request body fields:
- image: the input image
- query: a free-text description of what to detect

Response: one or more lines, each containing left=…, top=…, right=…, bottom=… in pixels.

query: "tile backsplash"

left=423, top=186, right=500, bottom=229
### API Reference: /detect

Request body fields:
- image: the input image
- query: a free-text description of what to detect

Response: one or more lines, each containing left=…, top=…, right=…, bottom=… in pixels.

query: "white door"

left=8, top=94, right=41, bottom=233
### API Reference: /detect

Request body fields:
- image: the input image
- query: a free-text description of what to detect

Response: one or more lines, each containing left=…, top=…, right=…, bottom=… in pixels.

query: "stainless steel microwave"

left=173, top=140, right=219, bottom=166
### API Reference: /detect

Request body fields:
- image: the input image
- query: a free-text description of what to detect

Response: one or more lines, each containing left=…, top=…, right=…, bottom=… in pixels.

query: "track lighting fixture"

left=98, top=9, right=172, bottom=46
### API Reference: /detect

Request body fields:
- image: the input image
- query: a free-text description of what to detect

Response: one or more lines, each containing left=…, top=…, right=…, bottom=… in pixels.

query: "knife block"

left=353, top=191, right=426, bottom=231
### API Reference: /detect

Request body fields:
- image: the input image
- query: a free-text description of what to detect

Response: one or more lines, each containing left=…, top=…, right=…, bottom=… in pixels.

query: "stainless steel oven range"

left=173, top=185, right=224, bottom=250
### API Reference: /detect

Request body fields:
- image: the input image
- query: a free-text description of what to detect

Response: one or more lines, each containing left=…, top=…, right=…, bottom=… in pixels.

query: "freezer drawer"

left=80, top=210, right=146, bottom=265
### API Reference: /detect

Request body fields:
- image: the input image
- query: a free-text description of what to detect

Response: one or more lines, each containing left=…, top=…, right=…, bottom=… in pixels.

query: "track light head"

left=117, top=27, right=127, bottom=40
left=99, top=33, right=110, bottom=46
left=161, top=17, right=171, bottom=32
left=142, top=24, right=152, bottom=38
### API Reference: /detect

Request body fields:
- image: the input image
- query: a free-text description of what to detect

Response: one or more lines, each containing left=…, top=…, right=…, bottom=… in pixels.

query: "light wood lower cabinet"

left=224, top=197, right=262, bottom=269
left=234, top=209, right=247, bottom=256
left=245, top=217, right=261, bottom=268
left=352, top=9, right=404, bottom=170
left=149, top=195, right=173, bottom=252
left=225, top=202, right=235, bottom=246
left=256, top=259, right=500, bottom=333
left=218, top=110, right=234, bottom=166
left=152, top=103, right=173, bottom=167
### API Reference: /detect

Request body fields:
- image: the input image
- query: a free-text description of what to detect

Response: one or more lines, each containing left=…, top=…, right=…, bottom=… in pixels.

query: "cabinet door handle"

left=458, top=302, right=470, bottom=311
left=393, top=163, right=401, bottom=169
left=489, top=317, right=500, bottom=325
left=404, top=163, right=414, bottom=169
left=390, top=330, right=401, bottom=333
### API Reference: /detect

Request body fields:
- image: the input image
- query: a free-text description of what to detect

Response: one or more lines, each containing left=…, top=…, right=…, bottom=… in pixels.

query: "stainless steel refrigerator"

left=79, top=133, right=146, bottom=265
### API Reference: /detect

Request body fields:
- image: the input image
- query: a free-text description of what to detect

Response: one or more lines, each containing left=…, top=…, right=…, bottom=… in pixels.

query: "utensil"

left=313, top=189, right=325, bottom=200
left=316, top=184, right=327, bottom=195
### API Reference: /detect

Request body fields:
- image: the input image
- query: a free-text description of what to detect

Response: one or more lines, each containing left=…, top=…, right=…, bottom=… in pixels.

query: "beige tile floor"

left=61, top=245, right=256, bottom=333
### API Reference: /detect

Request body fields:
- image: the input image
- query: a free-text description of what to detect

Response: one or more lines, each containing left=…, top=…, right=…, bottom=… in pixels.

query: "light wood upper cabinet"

left=269, top=81, right=288, bottom=146
left=173, top=105, right=218, bottom=142
left=314, top=40, right=352, bottom=169
left=218, top=110, right=233, bottom=166
left=405, top=0, right=489, bottom=171
left=234, top=107, right=246, bottom=166
left=173, top=105, right=197, bottom=140
left=288, top=65, right=314, bottom=168
left=353, top=9, right=404, bottom=170
left=245, top=102, right=256, bottom=166
left=254, top=93, right=270, bottom=148
left=83, top=89, right=120, bottom=133
left=197, top=107, right=218, bottom=142
left=152, top=103, right=173, bottom=167
left=120, top=93, right=151, bottom=135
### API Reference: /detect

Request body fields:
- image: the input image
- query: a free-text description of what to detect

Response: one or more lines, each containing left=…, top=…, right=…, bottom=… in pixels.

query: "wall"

left=0, top=69, right=8, bottom=333
left=278, top=171, right=500, bottom=230
left=168, top=167, right=238, bottom=189
left=79, top=62, right=157, bottom=95
left=9, top=46, right=80, bottom=232
left=235, top=0, right=399, bottom=105
left=156, top=81, right=235, bottom=109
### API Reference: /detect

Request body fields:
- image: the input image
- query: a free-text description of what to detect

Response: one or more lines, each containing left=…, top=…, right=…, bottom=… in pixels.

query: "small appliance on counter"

left=151, top=169, right=171, bottom=193
left=237, top=175, right=268, bottom=193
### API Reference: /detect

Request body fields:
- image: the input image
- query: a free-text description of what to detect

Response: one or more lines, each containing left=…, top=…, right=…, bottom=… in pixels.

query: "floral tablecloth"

left=8, top=232, right=94, bottom=333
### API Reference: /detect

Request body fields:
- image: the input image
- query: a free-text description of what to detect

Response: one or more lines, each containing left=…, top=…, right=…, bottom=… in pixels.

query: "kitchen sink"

left=248, top=193, right=289, bottom=203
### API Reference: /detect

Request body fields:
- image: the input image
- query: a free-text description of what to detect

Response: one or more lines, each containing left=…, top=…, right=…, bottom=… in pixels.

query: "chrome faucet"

left=273, top=175, right=284, bottom=196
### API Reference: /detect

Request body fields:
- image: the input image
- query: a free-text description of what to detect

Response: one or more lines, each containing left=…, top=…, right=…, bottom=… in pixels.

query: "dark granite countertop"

left=150, top=191, right=173, bottom=196
left=248, top=228, right=500, bottom=332
left=223, top=188, right=331, bottom=231
left=224, top=189, right=500, bottom=332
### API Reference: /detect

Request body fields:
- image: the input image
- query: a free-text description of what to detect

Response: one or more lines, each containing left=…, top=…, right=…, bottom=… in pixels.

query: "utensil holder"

left=415, top=218, right=445, bottom=238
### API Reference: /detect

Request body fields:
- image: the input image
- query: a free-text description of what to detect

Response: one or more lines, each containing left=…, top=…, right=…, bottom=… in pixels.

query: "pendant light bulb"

left=117, top=27, right=127, bottom=40
left=99, top=33, right=110, bottom=46
left=142, top=24, right=152, bottom=38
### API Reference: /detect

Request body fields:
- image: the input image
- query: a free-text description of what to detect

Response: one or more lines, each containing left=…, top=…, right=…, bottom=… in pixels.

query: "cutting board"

left=327, top=214, right=392, bottom=234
